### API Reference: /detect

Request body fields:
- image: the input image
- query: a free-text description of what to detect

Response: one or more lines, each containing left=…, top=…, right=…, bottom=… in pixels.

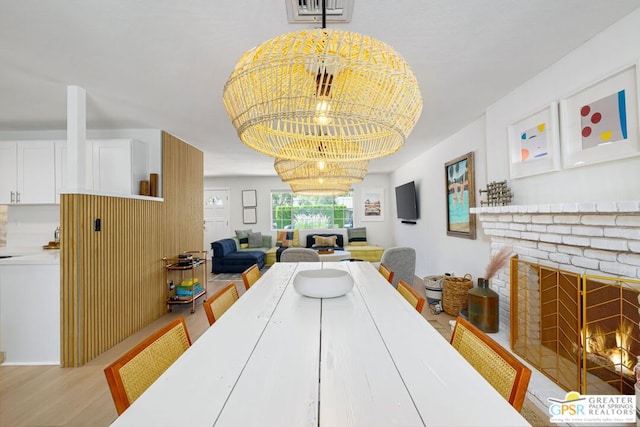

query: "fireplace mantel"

left=471, top=201, right=640, bottom=331
left=471, top=200, right=640, bottom=215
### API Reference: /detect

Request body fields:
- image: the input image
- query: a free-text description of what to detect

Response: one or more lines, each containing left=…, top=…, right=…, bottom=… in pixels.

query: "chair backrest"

left=104, top=317, right=192, bottom=415
left=280, top=247, right=321, bottom=262
left=203, top=283, right=239, bottom=326
left=396, top=280, right=425, bottom=313
left=242, top=263, right=261, bottom=290
left=449, top=316, right=531, bottom=411
left=378, top=263, right=395, bottom=284
left=380, top=246, right=416, bottom=288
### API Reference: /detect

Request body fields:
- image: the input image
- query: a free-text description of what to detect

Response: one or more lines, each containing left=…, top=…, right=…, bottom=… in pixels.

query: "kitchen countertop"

left=0, top=247, right=60, bottom=265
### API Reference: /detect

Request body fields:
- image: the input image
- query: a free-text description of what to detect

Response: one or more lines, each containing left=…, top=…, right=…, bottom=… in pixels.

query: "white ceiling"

left=1, top=1, right=639, bottom=177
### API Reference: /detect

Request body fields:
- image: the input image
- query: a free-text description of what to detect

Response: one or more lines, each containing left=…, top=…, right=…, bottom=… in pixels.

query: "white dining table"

left=111, top=261, right=530, bottom=427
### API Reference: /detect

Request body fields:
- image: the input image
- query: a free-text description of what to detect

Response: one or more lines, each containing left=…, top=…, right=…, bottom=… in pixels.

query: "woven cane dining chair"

left=242, top=263, right=261, bottom=291
left=104, top=317, right=192, bottom=415
left=203, top=283, right=239, bottom=326
left=396, top=280, right=425, bottom=313
left=450, top=316, right=531, bottom=412
left=378, top=263, right=394, bottom=284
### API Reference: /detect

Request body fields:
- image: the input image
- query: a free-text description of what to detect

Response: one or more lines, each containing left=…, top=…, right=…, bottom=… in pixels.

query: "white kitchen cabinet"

left=91, top=139, right=148, bottom=195
left=0, top=141, right=55, bottom=204
left=0, top=262, right=61, bottom=365
left=55, top=138, right=149, bottom=199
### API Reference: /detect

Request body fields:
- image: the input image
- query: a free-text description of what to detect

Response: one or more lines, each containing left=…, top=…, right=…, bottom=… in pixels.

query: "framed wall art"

left=445, top=152, right=476, bottom=239
left=507, top=102, right=561, bottom=179
left=361, top=188, right=384, bottom=222
left=560, top=62, right=640, bottom=169
left=243, top=207, right=257, bottom=224
left=242, top=189, right=257, bottom=207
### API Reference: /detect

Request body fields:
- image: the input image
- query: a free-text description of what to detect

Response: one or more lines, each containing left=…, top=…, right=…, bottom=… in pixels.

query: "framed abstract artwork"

left=445, top=152, right=476, bottom=239
left=508, top=102, right=561, bottom=179
left=560, top=62, right=640, bottom=168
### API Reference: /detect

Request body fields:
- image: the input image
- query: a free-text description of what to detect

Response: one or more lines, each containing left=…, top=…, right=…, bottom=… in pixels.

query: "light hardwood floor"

left=0, top=273, right=529, bottom=426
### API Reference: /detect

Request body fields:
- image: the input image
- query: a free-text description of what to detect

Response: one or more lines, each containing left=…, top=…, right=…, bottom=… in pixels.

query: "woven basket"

left=442, top=274, right=473, bottom=316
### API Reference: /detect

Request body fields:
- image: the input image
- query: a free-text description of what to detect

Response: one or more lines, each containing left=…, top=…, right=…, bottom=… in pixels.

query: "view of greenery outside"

left=271, top=191, right=354, bottom=230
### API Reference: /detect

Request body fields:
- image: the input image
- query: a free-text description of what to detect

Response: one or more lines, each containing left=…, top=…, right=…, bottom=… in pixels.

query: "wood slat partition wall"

left=61, top=132, right=203, bottom=367
left=161, top=132, right=204, bottom=256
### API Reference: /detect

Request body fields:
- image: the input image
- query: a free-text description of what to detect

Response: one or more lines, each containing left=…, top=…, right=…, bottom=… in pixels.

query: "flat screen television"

left=395, top=181, right=418, bottom=221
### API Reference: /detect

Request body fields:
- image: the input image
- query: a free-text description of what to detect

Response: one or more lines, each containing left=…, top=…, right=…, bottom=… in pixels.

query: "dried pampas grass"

left=484, top=246, right=512, bottom=280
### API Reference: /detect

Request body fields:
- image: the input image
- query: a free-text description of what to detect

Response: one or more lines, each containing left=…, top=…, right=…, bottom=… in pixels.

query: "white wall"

left=203, top=174, right=394, bottom=249
left=486, top=9, right=640, bottom=204
left=391, top=10, right=640, bottom=282
left=391, top=118, right=491, bottom=281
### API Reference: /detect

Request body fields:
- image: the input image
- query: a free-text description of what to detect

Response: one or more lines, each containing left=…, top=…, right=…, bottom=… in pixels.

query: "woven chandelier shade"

left=223, top=28, right=422, bottom=162
left=274, top=157, right=368, bottom=186
left=290, top=181, right=351, bottom=196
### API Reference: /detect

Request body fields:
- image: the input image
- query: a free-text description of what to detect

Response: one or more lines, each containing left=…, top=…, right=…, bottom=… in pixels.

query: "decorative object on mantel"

left=468, top=246, right=512, bottom=333
left=222, top=1, right=422, bottom=165
left=479, top=180, right=513, bottom=206
left=442, top=273, right=473, bottom=316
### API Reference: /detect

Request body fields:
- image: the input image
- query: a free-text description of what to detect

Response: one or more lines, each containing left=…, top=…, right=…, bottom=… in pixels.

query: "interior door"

left=204, top=189, right=231, bottom=258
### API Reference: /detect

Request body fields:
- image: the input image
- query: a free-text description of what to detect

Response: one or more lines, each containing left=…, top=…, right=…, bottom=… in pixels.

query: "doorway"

left=204, top=189, right=231, bottom=258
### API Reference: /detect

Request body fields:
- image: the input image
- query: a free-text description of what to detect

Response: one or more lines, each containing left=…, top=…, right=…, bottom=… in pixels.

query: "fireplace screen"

left=510, top=256, right=640, bottom=395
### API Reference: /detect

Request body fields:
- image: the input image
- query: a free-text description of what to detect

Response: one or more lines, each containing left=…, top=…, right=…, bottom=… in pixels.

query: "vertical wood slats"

left=61, top=132, right=203, bottom=367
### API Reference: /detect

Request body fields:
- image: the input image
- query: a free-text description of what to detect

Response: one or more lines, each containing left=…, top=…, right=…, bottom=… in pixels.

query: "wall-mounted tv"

left=395, top=181, right=418, bottom=222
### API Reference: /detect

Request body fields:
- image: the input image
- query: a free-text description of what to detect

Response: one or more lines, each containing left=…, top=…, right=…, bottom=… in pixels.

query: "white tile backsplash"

left=6, top=204, right=59, bottom=249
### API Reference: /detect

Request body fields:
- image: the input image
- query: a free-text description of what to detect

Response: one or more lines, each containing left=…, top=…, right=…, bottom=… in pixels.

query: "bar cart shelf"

left=163, top=250, right=208, bottom=314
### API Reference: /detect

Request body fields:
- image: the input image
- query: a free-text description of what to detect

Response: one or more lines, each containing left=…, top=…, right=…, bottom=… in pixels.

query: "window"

left=271, top=191, right=353, bottom=230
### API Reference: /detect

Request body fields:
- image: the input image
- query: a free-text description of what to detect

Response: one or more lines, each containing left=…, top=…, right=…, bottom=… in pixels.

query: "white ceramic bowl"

left=293, top=268, right=354, bottom=298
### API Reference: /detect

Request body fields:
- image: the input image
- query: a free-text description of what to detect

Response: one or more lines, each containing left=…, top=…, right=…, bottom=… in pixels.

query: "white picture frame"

left=508, top=102, right=561, bottom=179
left=560, top=62, right=640, bottom=169
left=361, top=188, right=384, bottom=222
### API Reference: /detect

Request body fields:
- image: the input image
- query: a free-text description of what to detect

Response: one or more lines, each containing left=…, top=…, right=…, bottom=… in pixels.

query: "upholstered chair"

left=380, top=247, right=416, bottom=288
left=280, top=248, right=321, bottom=262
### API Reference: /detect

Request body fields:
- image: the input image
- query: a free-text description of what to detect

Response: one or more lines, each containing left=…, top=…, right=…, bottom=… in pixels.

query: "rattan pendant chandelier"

left=222, top=4, right=422, bottom=163
left=290, top=181, right=352, bottom=197
left=274, top=157, right=368, bottom=187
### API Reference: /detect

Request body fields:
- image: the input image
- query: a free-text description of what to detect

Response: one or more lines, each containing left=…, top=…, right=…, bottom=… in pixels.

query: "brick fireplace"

left=472, top=201, right=640, bottom=393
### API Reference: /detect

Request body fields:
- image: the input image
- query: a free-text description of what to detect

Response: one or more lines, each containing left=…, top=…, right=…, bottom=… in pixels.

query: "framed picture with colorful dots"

left=508, top=102, right=561, bottom=179
left=560, top=62, right=640, bottom=169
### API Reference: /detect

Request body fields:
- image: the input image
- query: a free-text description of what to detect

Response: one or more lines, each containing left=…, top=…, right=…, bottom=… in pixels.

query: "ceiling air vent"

left=286, top=0, right=354, bottom=24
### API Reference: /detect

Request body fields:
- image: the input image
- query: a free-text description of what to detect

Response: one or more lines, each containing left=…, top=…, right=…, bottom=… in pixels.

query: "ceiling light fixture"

left=223, top=0, right=422, bottom=163
left=289, top=181, right=352, bottom=197
left=274, top=157, right=368, bottom=187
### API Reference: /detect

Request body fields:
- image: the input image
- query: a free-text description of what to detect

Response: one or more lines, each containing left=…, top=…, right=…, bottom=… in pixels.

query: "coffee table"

left=317, top=249, right=351, bottom=261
